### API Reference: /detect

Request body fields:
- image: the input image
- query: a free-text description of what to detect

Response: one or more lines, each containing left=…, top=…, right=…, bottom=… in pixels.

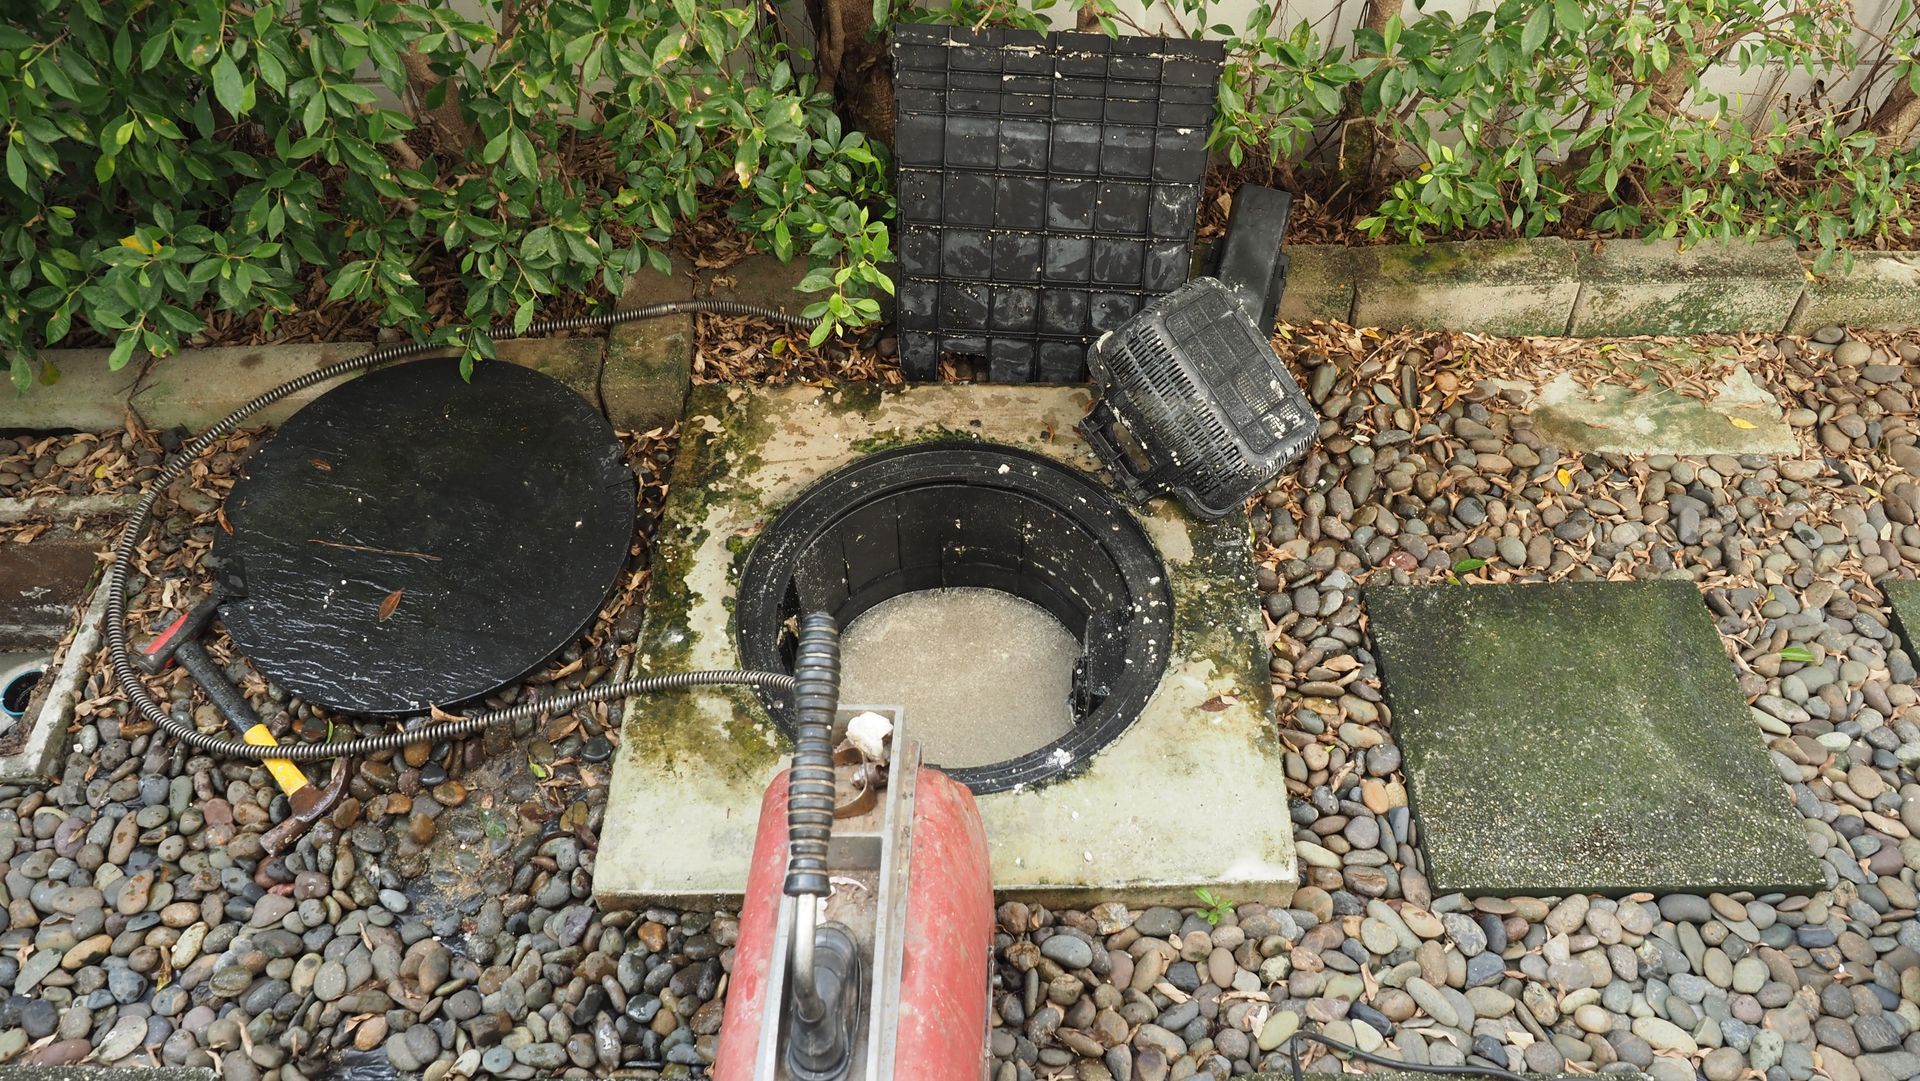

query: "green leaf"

left=1520, top=4, right=1552, bottom=54
left=1553, top=0, right=1585, bottom=34
left=4, top=144, right=27, bottom=192
left=1452, top=557, right=1487, bottom=574
left=1778, top=645, right=1815, bottom=664
left=106, top=332, right=138, bottom=371
left=211, top=54, right=246, bottom=116
left=508, top=129, right=538, bottom=179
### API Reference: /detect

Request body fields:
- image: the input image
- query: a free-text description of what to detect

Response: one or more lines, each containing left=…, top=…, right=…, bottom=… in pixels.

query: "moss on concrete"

left=1353, top=239, right=1578, bottom=336
left=621, top=384, right=782, bottom=777
left=598, top=382, right=1296, bottom=907
left=605, top=257, right=696, bottom=432
left=1788, top=252, right=1920, bottom=333
left=1526, top=365, right=1794, bottom=457
left=1277, top=245, right=1357, bottom=325
left=1365, top=580, right=1822, bottom=896
left=1878, top=578, right=1920, bottom=660
left=1570, top=239, right=1805, bottom=336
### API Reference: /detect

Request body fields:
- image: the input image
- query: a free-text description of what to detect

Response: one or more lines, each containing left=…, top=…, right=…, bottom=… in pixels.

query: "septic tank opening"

left=736, top=443, right=1173, bottom=793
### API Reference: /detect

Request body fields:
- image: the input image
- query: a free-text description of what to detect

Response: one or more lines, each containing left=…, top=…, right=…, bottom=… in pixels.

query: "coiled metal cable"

left=782, top=612, right=839, bottom=899
left=105, top=300, right=817, bottom=762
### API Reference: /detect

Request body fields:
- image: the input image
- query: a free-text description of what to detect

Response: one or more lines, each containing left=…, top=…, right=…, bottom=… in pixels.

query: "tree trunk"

left=1868, top=80, right=1920, bottom=151
left=806, top=0, right=895, bottom=146
left=400, top=49, right=476, bottom=157
left=1334, top=0, right=1402, bottom=204
left=1557, top=27, right=1711, bottom=225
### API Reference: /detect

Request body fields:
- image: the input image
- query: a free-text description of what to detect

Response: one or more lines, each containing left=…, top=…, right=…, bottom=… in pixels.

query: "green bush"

left=1, top=0, right=893, bottom=391
left=1209, top=0, right=1920, bottom=263
left=6, top=0, right=1918, bottom=391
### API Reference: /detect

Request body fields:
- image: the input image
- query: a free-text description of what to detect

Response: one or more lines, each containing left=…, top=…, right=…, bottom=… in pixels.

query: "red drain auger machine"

left=713, top=612, right=997, bottom=1081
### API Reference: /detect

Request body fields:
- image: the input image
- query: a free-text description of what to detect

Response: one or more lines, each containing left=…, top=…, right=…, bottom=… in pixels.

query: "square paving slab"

left=1365, top=580, right=1821, bottom=896
left=593, top=383, right=1293, bottom=908
left=1879, top=578, right=1920, bottom=659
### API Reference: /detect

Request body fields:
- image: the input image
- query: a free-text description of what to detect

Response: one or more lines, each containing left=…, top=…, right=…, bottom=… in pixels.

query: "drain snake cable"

left=104, top=300, right=819, bottom=762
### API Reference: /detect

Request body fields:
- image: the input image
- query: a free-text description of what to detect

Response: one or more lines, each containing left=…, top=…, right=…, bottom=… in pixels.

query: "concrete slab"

left=1524, top=363, right=1795, bottom=457
left=1352, top=239, right=1578, bottom=337
left=6, top=350, right=142, bottom=432
left=13, top=338, right=608, bottom=433
left=1366, top=580, right=1822, bottom=896
left=605, top=259, right=697, bottom=434
left=1788, top=252, right=1920, bottom=333
left=1878, top=577, right=1920, bottom=660
left=1278, top=246, right=1357, bottom=326
left=0, top=536, right=98, bottom=650
left=1570, top=239, right=1806, bottom=336
left=699, top=254, right=813, bottom=312
left=595, top=383, right=1293, bottom=909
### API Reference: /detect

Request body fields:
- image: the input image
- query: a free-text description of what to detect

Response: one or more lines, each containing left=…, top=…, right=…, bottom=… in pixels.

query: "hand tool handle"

left=174, top=641, right=310, bottom=798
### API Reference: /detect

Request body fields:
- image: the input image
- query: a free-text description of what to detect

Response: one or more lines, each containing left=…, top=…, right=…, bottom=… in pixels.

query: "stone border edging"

left=1283, top=238, right=1920, bottom=338
left=8, top=241, right=1915, bottom=434
left=0, top=566, right=108, bottom=784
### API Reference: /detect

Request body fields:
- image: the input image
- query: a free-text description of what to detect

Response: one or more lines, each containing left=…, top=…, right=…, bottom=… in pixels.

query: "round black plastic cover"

left=736, top=443, right=1172, bottom=792
left=213, top=357, right=635, bottom=715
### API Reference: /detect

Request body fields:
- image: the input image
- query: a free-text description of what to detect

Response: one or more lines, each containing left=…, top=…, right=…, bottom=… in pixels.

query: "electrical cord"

left=105, top=299, right=819, bottom=762
left=1287, top=1026, right=1532, bottom=1081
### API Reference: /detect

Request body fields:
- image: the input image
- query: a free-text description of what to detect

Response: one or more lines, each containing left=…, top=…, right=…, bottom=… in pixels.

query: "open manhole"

left=737, top=443, right=1173, bottom=792
left=1, top=661, right=41, bottom=723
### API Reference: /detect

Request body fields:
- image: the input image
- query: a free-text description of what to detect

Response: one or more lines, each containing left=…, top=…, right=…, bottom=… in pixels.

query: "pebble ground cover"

left=0, top=322, right=1917, bottom=1081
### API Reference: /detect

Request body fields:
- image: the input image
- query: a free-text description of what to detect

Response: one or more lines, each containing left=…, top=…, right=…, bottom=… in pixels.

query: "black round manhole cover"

left=212, top=357, right=635, bottom=715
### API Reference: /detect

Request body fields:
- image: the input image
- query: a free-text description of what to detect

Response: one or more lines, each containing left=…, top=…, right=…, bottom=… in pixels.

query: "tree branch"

left=400, top=49, right=476, bottom=155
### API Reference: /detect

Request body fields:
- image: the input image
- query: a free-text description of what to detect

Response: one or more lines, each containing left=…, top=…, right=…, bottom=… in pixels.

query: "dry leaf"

left=216, top=506, right=232, bottom=534
left=429, top=703, right=461, bottom=722
left=377, top=589, right=404, bottom=621
left=1729, top=417, right=1759, bottom=429
left=309, top=458, right=333, bottom=472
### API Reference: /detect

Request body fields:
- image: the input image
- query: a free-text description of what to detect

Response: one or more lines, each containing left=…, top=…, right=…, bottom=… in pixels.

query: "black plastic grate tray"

left=890, top=25, right=1224, bottom=383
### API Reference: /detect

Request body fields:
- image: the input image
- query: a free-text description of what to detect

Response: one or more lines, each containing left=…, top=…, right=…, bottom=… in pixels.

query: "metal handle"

left=1075, top=400, right=1160, bottom=504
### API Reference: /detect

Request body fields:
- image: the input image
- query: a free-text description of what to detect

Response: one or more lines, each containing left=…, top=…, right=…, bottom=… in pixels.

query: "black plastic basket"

left=891, top=26, right=1224, bottom=383
left=1079, top=277, right=1317, bottom=518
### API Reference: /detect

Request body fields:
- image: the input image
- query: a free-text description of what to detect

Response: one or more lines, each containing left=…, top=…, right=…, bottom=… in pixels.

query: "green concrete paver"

left=1353, top=239, right=1578, bottom=336
left=1365, top=580, right=1822, bottom=896
left=1570, top=239, right=1805, bottom=336
left=1277, top=246, right=1357, bottom=325
left=1524, top=353, right=1795, bottom=457
left=1878, top=578, right=1920, bottom=659
left=1789, top=252, right=1920, bottom=333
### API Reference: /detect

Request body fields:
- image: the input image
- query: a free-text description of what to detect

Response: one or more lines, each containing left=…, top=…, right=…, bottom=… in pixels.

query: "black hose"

left=106, top=300, right=819, bottom=762
left=783, top=613, right=838, bottom=899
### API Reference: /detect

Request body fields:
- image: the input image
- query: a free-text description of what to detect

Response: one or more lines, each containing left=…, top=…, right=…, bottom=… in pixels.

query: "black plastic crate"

left=891, top=25, right=1224, bottom=382
left=1079, top=277, right=1317, bottom=519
